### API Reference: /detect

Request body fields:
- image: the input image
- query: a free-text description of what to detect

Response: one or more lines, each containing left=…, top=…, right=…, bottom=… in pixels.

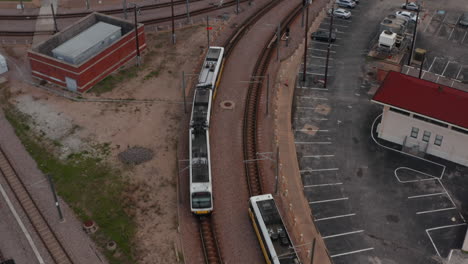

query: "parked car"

left=311, top=30, right=337, bottom=42
left=336, top=0, right=356, bottom=9
left=329, top=8, right=352, bottom=19
left=459, top=13, right=468, bottom=26
left=401, top=2, right=420, bottom=11
left=396, top=11, right=417, bottom=22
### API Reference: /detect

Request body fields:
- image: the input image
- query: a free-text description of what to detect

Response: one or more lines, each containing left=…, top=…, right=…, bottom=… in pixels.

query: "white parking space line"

left=301, top=168, right=339, bottom=172
left=462, top=31, right=468, bottom=43
left=309, top=197, right=348, bottom=204
left=295, top=141, right=332, bottom=144
left=322, top=22, right=349, bottom=28
left=298, top=96, right=328, bottom=100
left=455, top=66, right=463, bottom=80
left=303, top=154, right=334, bottom=158
left=426, top=223, right=467, bottom=257
left=423, top=11, right=436, bottom=33
left=318, top=28, right=346, bottom=34
left=315, top=213, right=356, bottom=222
left=296, top=106, right=320, bottom=109
left=295, top=129, right=330, bottom=132
left=408, top=192, right=446, bottom=199
left=310, top=41, right=340, bottom=46
left=441, top=61, right=452, bottom=77
left=294, top=117, right=328, bottom=121
left=297, top=86, right=329, bottom=91
left=448, top=27, right=455, bottom=40
left=427, top=56, right=438, bottom=73
left=331, top=248, right=374, bottom=258
left=309, top=55, right=335, bottom=60
left=323, top=17, right=353, bottom=23
left=304, top=182, right=343, bottom=188
left=323, top=230, right=364, bottom=239
left=416, top=207, right=456, bottom=215
left=309, top=48, right=337, bottom=53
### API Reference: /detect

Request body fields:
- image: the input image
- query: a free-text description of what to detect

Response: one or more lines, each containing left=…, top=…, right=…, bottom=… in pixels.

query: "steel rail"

left=243, top=2, right=303, bottom=196
left=0, top=148, right=74, bottom=264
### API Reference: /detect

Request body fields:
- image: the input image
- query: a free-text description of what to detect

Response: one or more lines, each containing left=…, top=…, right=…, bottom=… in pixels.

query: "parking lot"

left=293, top=0, right=468, bottom=263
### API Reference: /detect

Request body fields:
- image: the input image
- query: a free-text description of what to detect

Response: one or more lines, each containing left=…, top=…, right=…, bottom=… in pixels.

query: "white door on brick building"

left=65, top=77, right=77, bottom=91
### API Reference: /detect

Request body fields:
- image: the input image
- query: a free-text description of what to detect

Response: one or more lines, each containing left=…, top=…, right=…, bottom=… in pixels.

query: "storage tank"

left=52, top=22, right=122, bottom=65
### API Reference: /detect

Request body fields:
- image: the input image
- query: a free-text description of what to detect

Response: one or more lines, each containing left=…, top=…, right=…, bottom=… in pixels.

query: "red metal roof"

left=372, top=71, right=468, bottom=129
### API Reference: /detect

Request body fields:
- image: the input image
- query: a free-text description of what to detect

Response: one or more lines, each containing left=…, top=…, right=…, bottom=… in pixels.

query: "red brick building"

left=28, top=12, right=146, bottom=93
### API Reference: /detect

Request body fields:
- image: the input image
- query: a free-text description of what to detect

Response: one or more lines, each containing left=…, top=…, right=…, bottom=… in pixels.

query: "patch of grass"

left=4, top=106, right=135, bottom=264
left=143, top=70, right=159, bottom=81
left=92, top=66, right=139, bottom=96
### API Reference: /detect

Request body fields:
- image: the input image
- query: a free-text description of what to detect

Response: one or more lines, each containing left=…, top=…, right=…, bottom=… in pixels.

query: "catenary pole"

left=302, top=2, right=309, bottom=82
left=418, top=52, right=425, bottom=79
left=47, top=174, right=64, bottom=222
left=133, top=5, right=141, bottom=66
left=171, top=0, right=176, bottom=44
left=407, top=9, right=420, bottom=65
left=324, top=6, right=334, bottom=88
left=51, top=4, right=58, bottom=33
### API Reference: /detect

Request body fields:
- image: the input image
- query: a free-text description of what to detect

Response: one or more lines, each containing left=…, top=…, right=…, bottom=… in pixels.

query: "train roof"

left=190, top=128, right=210, bottom=183
left=250, top=195, right=300, bottom=264
left=191, top=89, right=212, bottom=127
left=197, top=47, right=224, bottom=88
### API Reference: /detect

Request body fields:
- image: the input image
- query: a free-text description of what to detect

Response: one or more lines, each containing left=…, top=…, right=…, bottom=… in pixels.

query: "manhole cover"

left=220, top=100, right=235, bottom=110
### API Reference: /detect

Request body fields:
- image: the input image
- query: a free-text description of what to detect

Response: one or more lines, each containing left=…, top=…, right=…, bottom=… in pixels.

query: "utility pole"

left=418, top=52, right=425, bottom=79
left=19, top=0, right=24, bottom=11
left=186, top=0, right=190, bottom=23
left=133, top=5, right=141, bottom=66
left=310, top=238, right=316, bottom=264
left=266, top=74, right=270, bottom=115
left=123, top=0, right=128, bottom=19
left=206, top=16, right=210, bottom=47
left=182, top=71, right=187, bottom=113
left=275, top=146, right=279, bottom=195
left=85, top=0, right=90, bottom=9
left=302, top=2, right=310, bottom=82
left=276, top=22, right=281, bottom=61
left=407, top=9, right=420, bottom=66
left=324, top=6, right=334, bottom=88
left=171, top=0, right=176, bottom=44
left=47, top=174, right=64, bottom=222
left=51, top=4, right=58, bottom=33
left=285, top=27, right=290, bottom=47
left=236, top=0, right=240, bottom=14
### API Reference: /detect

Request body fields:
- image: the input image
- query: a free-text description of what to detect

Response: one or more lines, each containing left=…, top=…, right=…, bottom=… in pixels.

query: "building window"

left=434, top=135, right=443, bottom=146
left=410, top=127, right=419, bottom=138
left=390, top=107, right=410, bottom=116
left=422, top=131, right=431, bottom=142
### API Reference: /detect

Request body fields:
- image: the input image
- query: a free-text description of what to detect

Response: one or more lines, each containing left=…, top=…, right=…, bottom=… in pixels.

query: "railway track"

left=243, top=2, right=303, bottom=196
left=0, top=0, right=205, bottom=20
left=197, top=0, right=290, bottom=263
left=0, top=0, right=249, bottom=36
left=0, top=148, right=74, bottom=264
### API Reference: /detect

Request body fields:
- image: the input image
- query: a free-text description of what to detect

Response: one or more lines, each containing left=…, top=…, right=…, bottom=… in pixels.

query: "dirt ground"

left=0, top=22, right=220, bottom=263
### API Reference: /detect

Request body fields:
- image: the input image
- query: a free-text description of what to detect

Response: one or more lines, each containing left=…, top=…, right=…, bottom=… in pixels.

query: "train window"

left=192, top=192, right=211, bottom=208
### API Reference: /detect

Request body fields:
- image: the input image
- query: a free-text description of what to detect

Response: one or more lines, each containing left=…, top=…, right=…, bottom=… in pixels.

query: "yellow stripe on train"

left=249, top=209, right=272, bottom=264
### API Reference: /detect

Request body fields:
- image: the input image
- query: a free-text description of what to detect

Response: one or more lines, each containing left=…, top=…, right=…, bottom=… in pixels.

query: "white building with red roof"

left=372, top=71, right=468, bottom=166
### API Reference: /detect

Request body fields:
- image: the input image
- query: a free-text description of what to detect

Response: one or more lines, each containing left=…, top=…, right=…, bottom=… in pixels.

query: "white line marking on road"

left=0, top=183, right=45, bottom=264
left=331, top=248, right=374, bottom=258
left=455, top=66, right=463, bottom=80
left=441, top=61, right=451, bottom=77
left=408, top=192, right=446, bottom=199
left=322, top=22, right=349, bottom=28
left=416, top=207, right=456, bottom=215
left=297, top=86, right=329, bottom=91
left=309, top=48, right=337, bottom=53
left=310, top=40, right=340, bottom=46
left=309, top=197, right=348, bottom=204
left=309, top=55, right=334, bottom=60
left=427, top=56, right=437, bottom=73
left=318, top=28, right=345, bottom=33
left=426, top=223, right=467, bottom=257
left=301, top=168, right=339, bottom=172
left=448, top=27, right=455, bottom=40
left=295, top=129, right=330, bottom=132
left=315, top=213, right=356, bottom=222
left=298, top=96, right=328, bottom=100
left=295, top=142, right=332, bottom=144
left=304, top=182, right=343, bottom=188
left=303, top=154, right=334, bottom=158
left=323, top=230, right=364, bottom=239
left=462, top=31, right=468, bottom=43
left=423, top=11, right=436, bottom=32
left=448, top=249, right=454, bottom=261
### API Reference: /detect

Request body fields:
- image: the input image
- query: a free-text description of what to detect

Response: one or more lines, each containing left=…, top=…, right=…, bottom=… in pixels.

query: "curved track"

left=0, top=148, right=74, bottom=264
left=243, top=3, right=303, bottom=196
left=0, top=0, right=249, bottom=36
